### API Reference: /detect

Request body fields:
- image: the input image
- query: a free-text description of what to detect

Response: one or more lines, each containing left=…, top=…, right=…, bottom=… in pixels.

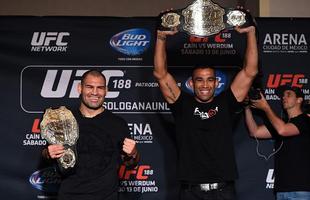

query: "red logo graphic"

left=189, top=31, right=230, bottom=43
left=118, top=165, right=152, bottom=180
left=32, top=118, right=41, bottom=133
left=266, top=74, right=305, bottom=88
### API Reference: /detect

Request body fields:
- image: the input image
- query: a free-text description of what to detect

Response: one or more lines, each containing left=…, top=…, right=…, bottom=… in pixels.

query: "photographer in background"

left=244, top=85, right=310, bottom=200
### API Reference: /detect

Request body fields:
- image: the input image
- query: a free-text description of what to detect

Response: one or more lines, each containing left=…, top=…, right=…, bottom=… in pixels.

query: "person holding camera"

left=244, top=85, right=310, bottom=200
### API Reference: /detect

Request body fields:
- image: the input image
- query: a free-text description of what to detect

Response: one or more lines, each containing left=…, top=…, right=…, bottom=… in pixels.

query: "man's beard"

left=81, top=96, right=104, bottom=110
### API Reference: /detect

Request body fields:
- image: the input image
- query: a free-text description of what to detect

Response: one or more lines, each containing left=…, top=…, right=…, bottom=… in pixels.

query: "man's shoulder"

left=290, top=113, right=310, bottom=132
left=66, top=106, right=80, bottom=118
left=292, top=113, right=309, bottom=121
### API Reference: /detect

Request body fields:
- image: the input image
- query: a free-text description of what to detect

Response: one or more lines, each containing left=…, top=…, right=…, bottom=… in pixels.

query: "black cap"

left=276, top=85, right=304, bottom=99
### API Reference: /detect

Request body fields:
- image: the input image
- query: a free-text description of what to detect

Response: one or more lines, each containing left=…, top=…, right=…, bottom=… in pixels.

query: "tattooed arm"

left=154, top=30, right=181, bottom=104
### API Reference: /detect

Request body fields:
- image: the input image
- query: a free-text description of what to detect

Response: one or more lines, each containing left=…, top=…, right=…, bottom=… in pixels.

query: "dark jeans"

left=179, top=182, right=236, bottom=200
left=276, top=191, right=310, bottom=200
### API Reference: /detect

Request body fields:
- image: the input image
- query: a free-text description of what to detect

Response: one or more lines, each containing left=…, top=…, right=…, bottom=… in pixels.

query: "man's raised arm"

left=231, top=26, right=258, bottom=102
left=154, top=30, right=181, bottom=104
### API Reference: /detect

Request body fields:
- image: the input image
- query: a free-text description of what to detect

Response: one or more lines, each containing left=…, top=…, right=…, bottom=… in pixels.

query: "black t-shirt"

left=58, top=108, right=129, bottom=200
left=274, top=113, right=310, bottom=192
left=169, top=89, right=241, bottom=183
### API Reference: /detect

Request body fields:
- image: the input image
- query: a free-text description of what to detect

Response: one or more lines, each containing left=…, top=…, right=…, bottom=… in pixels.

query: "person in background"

left=244, top=85, right=310, bottom=200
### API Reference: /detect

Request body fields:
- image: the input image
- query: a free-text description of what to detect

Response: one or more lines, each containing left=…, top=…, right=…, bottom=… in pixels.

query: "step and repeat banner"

left=0, top=16, right=309, bottom=200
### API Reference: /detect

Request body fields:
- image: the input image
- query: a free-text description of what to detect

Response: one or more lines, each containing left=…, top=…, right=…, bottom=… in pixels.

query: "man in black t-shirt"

left=244, top=85, right=310, bottom=200
left=154, top=24, right=258, bottom=199
left=42, top=70, right=140, bottom=200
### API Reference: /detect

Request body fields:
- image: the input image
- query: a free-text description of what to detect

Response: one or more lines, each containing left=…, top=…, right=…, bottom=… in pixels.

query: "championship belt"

left=159, top=0, right=255, bottom=37
left=40, top=106, right=79, bottom=171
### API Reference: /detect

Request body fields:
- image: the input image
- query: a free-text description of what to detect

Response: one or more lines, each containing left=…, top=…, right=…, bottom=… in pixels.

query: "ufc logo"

left=40, top=69, right=124, bottom=98
left=31, top=32, right=70, bottom=46
left=266, top=74, right=305, bottom=88
left=118, top=165, right=152, bottom=180
left=189, top=31, right=230, bottom=43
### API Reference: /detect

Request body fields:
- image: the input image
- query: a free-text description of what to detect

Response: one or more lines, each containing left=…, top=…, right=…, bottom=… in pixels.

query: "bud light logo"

left=215, top=70, right=227, bottom=95
left=110, top=28, right=151, bottom=56
left=184, top=77, right=194, bottom=95
left=29, top=167, right=61, bottom=193
left=184, top=70, right=227, bottom=96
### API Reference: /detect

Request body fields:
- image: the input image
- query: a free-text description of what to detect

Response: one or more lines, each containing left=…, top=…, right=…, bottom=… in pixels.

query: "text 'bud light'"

left=110, top=28, right=151, bottom=56
left=214, top=70, right=227, bottom=96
